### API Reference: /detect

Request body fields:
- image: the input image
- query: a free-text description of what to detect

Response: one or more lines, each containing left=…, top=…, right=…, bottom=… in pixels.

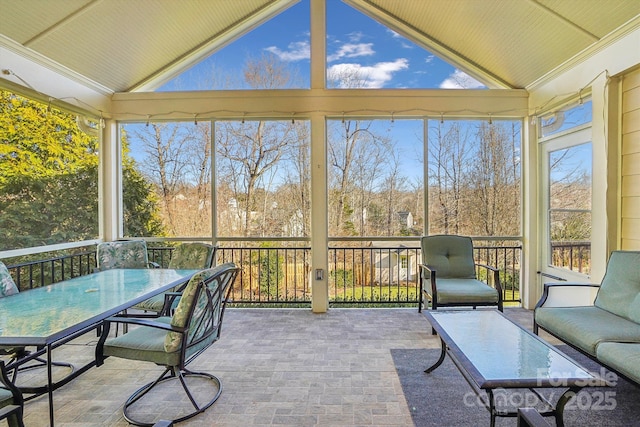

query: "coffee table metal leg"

left=554, top=387, right=579, bottom=427
left=487, top=389, right=496, bottom=427
left=425, top=338, right=447, bottom=373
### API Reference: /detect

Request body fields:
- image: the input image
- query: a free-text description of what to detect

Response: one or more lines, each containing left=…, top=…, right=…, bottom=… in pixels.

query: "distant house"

left=397, top=211, right=414, bottom=229
left=370, top=241, right=418, bottom=284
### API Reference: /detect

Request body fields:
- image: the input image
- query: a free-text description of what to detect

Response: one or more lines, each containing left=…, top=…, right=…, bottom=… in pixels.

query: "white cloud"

left=327, top=58, right=409, bottom=88
left=425, top=55, right=435, bottom=64
left=386, top=28, right=402, bottom=38
left=327, top=43, right=375, bottom=62
left=347, top=31, right=364, bottom=42
left=439, top=69, right=485, bottom=89
left=264, top=41, right=310, bottom=62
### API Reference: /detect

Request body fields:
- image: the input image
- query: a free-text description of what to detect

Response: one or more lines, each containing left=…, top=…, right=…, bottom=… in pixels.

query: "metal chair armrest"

left=102, top=316, right=184, bottom=332
left=418, top=263, right=438, bottom=312
left=161, top=291, right=183, bottom=316
left=535, top=282, right=599, bottom=309
left=475, top=263, right=503, bottom=310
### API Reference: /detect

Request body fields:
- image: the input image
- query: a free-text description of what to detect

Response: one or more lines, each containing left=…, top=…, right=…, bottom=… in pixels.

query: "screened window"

left=120, top=121, right=212, bottom=238
left=0, top=90, right=99, bottom=250
left=215, top=119, right=310, bottom=238
left=427, top=119, right=522, bottom=237
left=327, top=118, right=424, bottom=237
left=540, top=99, right=592, bottom=276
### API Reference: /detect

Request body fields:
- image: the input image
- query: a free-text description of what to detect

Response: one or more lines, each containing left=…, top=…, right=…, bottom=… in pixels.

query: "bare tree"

left=428, top=121, right=469, bottom=234
left=130, top=122, right=209, bottom=235
left=215, top=54, right=305, bottom=237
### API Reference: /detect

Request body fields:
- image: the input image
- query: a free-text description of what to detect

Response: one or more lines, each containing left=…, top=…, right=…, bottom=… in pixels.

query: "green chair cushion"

left=594, top=251, right=640, bottom=323
left=132, top=293, right=166, bottom=313
left=421, top=235, right=476, bottom=279
left=0, top=387, right=14, bottom=409
left=432, top=278, right=498, bottom=304
left=97, top=240, right=149, bottom=270
left=0, top=262, right=18, bottom=297
left=103, top=317, right=181, bottom=366
left=596, top=342, right=640, bottom=384
left=166, top=264, right=232, bottom=352
left=168, top=243, right=214, bottom=269
left=535, top=306, right=640, bottom=356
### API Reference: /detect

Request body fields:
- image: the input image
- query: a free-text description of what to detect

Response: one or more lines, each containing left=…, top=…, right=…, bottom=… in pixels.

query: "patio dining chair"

left=96, top=262, right=239, bottom=426
left=96, top=240, right=159, bottom=271
left=418, top=235, right=503, bottom=313
left=0, top=261, right=75, bottom=399
left=132, top=243, right=217, bottom=317
left=0, top=361, right=24, bottom=427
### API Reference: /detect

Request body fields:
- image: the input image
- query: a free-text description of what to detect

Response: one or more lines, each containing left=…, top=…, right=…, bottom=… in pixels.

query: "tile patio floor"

left=17, top=307, right=543, bottom=426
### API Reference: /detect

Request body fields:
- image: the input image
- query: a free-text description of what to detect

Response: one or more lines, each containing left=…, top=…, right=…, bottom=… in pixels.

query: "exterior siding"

left=621, top=68, right=640, bottom=250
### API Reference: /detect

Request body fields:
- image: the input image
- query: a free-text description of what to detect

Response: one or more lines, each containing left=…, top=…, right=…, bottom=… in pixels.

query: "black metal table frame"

left=0, top=270, right=196, bottom=427
left=423, top=310, right=608, bottom=427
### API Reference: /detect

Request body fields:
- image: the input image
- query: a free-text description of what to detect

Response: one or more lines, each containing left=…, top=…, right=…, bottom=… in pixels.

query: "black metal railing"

left=327, top=239, right=522, bottom=307
left=7, top=250, right=96, bottom=291
left=5, top=239, right=524, bottom=306
left=550, top=241, right=591, bottom=274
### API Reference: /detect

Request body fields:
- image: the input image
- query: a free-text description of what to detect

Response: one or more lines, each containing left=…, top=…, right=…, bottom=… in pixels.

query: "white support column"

left=310, top=0, right=325, bottom=91
left=309, top=0, right=329, bottom=312
left=522, top=118, right=539, bottom=309
left=310, top=114, right=328, bottom=313
left=100, top=119, right=121, bottom=241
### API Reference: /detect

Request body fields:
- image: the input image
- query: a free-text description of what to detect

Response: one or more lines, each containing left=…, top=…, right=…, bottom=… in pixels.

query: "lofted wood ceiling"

left=0, top=0, right=639, bottom=93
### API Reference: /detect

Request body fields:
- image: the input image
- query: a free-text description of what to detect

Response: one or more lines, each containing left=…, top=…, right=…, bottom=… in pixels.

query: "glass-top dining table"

left=0, top=268, right=198, bottom=426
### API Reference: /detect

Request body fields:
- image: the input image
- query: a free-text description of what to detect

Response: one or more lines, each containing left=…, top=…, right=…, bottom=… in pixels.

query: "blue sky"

left=147, top=1, right=501, bottom=186
left=160, top=0, right=485, bottom=91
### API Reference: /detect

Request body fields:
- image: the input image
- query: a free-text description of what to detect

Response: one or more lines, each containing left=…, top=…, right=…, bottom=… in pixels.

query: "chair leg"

left=122, top=366, right=222, bottom=426
left=0, top=404, right=24, bottom=427
left=7, top=355, right=75, bottom=400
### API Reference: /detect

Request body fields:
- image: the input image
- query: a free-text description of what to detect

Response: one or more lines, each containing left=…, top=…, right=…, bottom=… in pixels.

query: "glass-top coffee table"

left=423, top=310, right=609, bottom=427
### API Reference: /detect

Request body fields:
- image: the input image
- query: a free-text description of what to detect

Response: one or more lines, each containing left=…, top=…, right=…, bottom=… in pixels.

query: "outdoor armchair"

left=0, top=361, right=24, bottom=427
left=132, top=243, right=218, bottom=316
left=418, top=235, right=503, bottom=313
left=96, top=262, right=239, bottom=426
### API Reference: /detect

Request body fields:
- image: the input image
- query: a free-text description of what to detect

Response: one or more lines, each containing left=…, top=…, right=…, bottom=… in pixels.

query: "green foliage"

left=0, top=90, right=165, bottom=250
left=122, top=159, right=165, bottom=237
left=255, top=243, right=283, bottom=299
left=331, top=269, right=354, bottom=287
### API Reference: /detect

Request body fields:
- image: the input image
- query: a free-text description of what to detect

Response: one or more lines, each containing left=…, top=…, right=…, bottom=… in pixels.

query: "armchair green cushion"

left=535, top=305, right=640, bottom=356
left=419, top=235, right=502, bottom=312
left=421, top=235, right=476, bottom=279
left=596, top=342, right=640, bottom=384
left=0, top=361, right=23, bottom=427
left=434, top=278, right=500, bottom=305
left=594, top=251, right=640, bottom=323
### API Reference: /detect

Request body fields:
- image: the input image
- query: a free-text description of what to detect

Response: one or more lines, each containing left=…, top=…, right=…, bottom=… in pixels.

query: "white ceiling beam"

left=525, top=0, right=599, bottom=41
left=0, top=34, right=112, bottom=115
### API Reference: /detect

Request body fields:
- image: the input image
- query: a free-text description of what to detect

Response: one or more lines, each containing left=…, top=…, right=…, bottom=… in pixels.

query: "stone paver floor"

left=17, top=307, right=538, bottom=426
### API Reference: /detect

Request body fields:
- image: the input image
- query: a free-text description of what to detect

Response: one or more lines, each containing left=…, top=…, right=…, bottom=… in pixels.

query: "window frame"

left=539, top=111, right=593, bottom=281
